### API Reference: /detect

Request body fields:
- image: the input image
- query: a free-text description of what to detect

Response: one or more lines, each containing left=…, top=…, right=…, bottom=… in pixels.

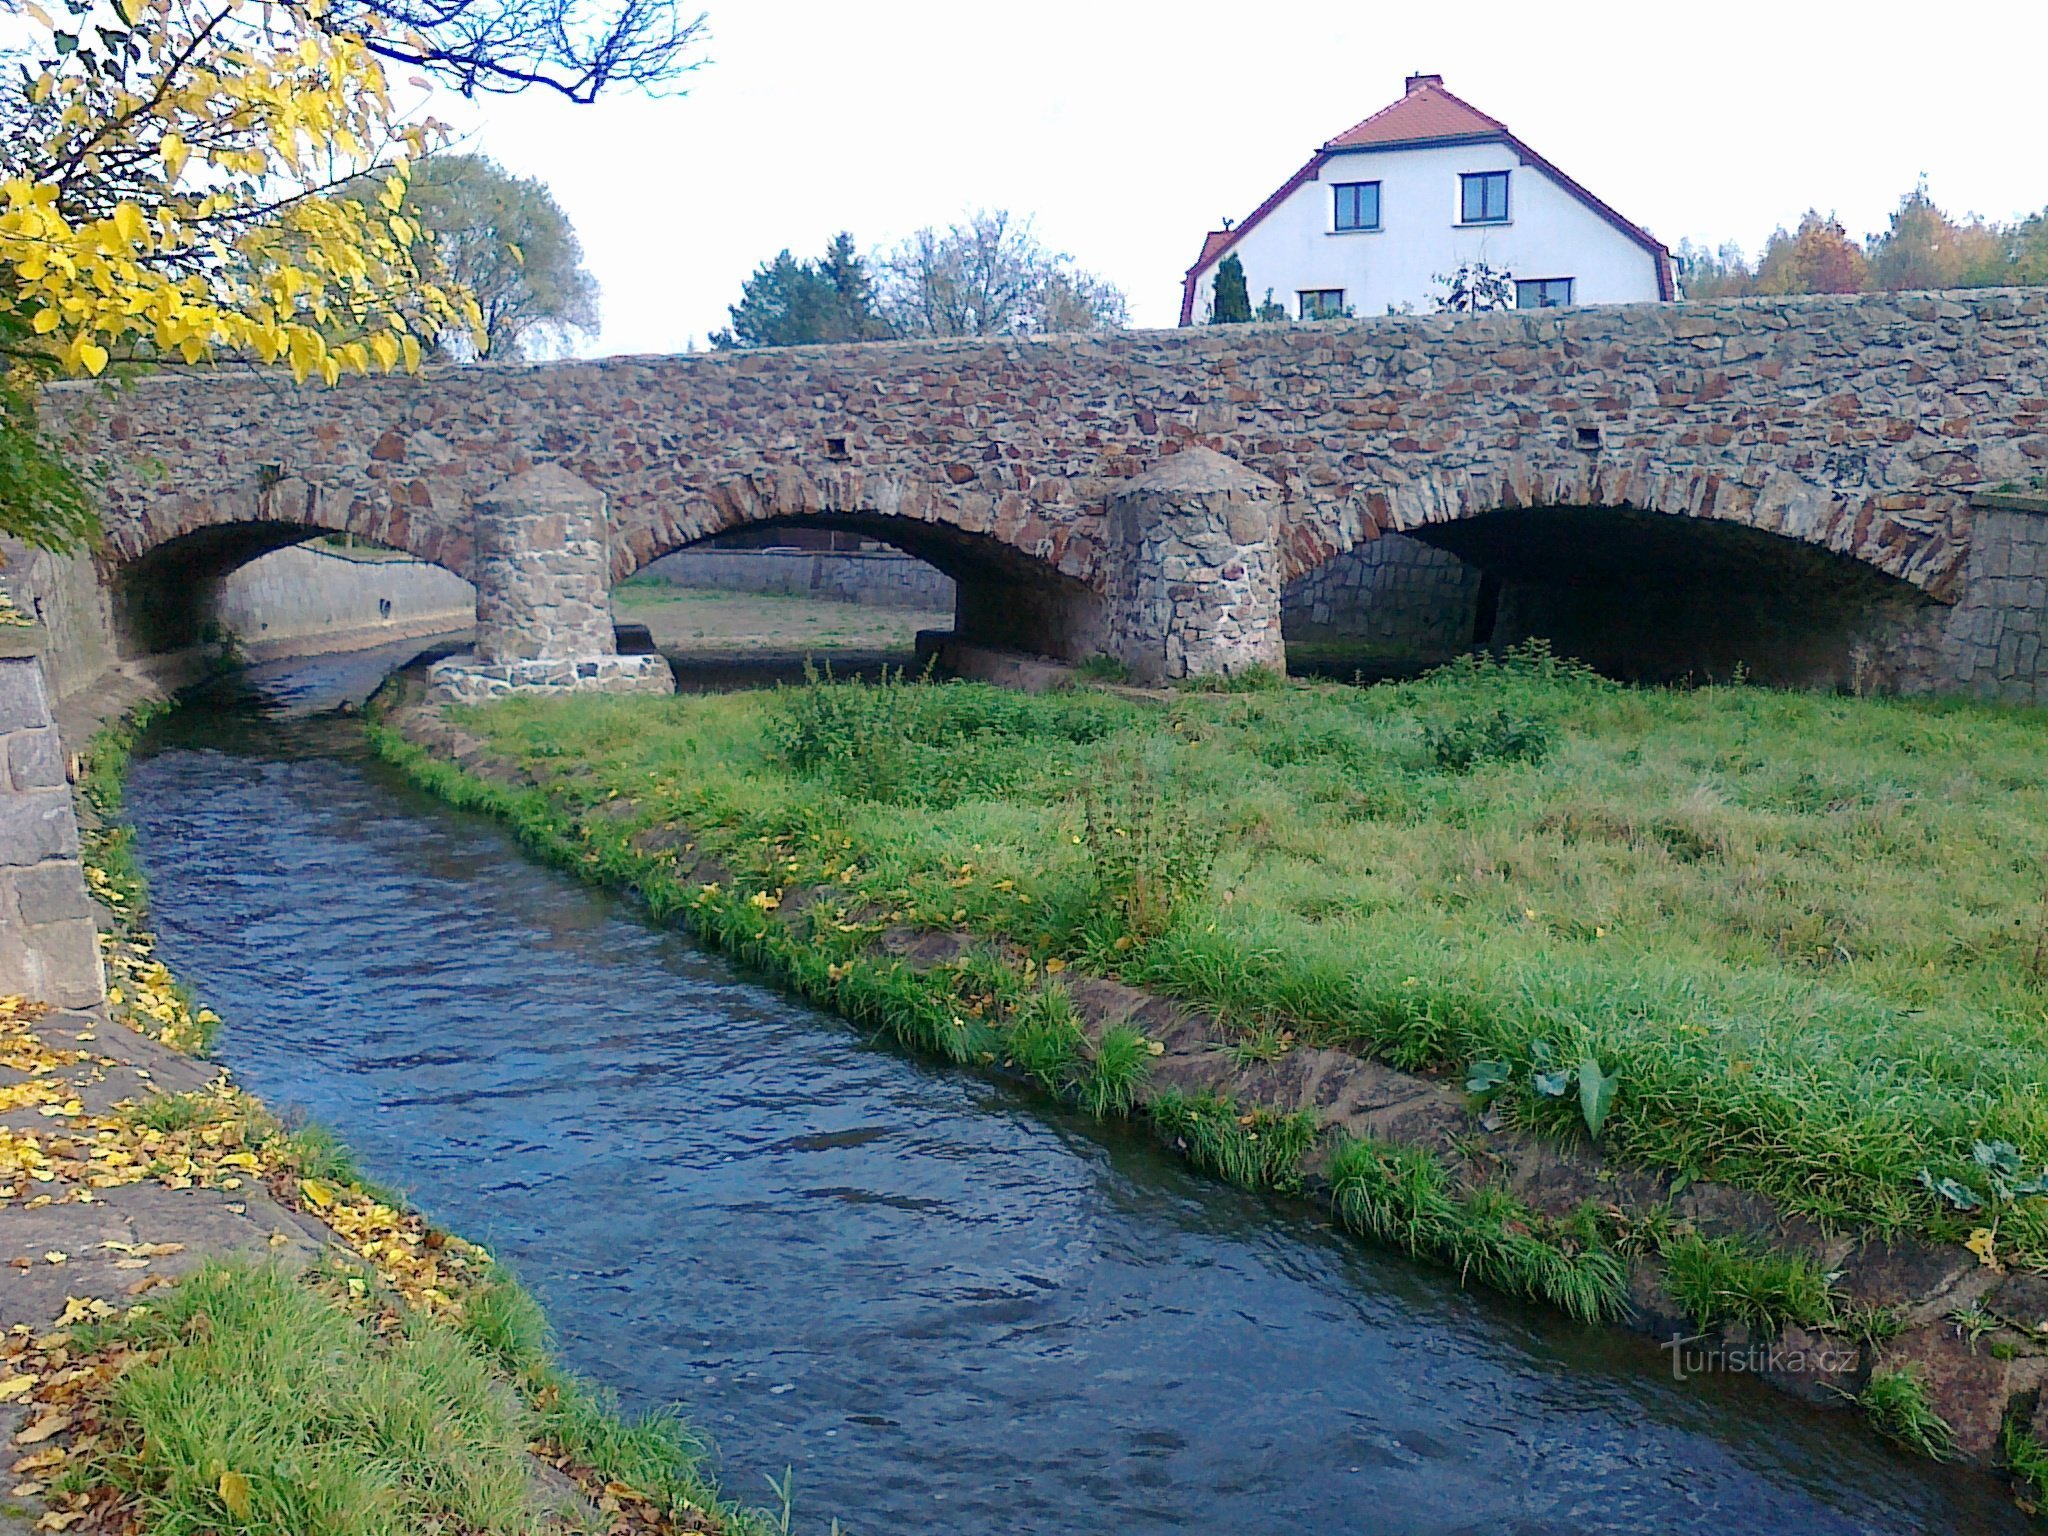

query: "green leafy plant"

left=1077, top=761, right=1215, bottom=943
left=1422, top=706, right=1553, bottom=773
left=1466, top=1043, right=1621, bottom=1140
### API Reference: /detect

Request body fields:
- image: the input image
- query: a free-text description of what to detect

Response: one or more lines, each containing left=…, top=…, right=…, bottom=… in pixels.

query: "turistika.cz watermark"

left=1662, top=1332, right=1855, bottom=1383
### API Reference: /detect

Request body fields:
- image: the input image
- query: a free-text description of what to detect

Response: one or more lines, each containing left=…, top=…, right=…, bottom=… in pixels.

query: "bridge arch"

left=1281, top=460, right=1946, bottom=688
left=103, top=477, right=474, bottom=657
left=619, top=468, right=1111, bottom=663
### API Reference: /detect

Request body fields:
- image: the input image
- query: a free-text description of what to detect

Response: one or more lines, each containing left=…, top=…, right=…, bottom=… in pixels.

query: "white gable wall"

left=1191, top=140, right=1664, bottom=321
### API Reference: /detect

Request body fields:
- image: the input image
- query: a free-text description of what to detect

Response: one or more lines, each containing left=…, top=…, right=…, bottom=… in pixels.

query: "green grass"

left=1326, top=1134, right=1628, bottom=1321
left=75, top=1261, right=538, bottom=1536
left=388, top=649, right=2048, bottom=1265
left=1151, top=1091, right=1318, bottom=1193
left=2003, top=1413, right=2048, bottom=1502
left=1659, top=1232, right=1839, bottom=1335
left=1861, top=1364, right=1957, bottom=1459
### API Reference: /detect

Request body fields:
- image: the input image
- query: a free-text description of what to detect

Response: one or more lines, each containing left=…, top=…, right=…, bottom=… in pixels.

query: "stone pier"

left=427, top=466, right=673, bottom=705
left=0, top=629, right=102, bottom=1008
left=1106, top=448, right=1286, bottom=681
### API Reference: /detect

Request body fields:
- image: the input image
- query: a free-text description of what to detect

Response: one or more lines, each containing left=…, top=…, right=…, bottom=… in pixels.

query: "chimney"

left=1405, top=72, right=1443, bottom=95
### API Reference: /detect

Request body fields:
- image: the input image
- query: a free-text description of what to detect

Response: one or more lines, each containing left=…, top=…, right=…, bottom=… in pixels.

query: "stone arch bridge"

left=44, top=288, right=2048, bottom=699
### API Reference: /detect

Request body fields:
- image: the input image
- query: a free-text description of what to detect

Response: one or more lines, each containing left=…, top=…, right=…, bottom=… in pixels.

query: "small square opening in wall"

left=1576, top=426, right=1603, bottom=450
left=825, top=435, right=851, bottom=461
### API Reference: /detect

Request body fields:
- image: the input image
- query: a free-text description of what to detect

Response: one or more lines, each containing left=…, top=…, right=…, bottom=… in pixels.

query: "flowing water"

left=118, top=647, right=2021, bottom=1534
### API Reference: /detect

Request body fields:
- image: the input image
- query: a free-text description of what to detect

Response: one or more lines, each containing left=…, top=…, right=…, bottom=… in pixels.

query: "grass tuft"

left=1659, top=1232, right=1838, bottom=1335
left=1326, top=1134, right=1629, bottom=1322
left=75, top=1260, right=536, bottom=1536
left=1149, top=1090, right=1318, bottom=1193
left=1861, top=1364, right=1956, bottom=1460
left=1075, top=1024, right=1150, bottom=1118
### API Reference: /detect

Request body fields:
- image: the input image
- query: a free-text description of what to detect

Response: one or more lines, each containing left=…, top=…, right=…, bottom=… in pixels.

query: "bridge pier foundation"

left=427, top=466, right=673, bottom=705
left=1106, top=448, right=1286, bottom=682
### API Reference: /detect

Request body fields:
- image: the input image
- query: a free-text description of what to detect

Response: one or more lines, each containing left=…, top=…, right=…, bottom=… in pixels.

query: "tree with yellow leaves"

left=0, top=0, right=704, bottom=549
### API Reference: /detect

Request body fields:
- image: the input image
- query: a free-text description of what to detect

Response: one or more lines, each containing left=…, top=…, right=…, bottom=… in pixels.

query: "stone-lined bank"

left=375, top=677, right=2048, bottom=1511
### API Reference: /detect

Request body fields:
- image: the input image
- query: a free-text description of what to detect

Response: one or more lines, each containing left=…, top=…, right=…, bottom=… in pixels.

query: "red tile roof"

left=1179, top=75, right=1673, bottom=324
left=1322, top=77, right=1507, bottom=150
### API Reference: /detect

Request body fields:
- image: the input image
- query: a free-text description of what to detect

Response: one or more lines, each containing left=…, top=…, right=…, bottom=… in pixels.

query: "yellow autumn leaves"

left=3, top=0, right=480, bottom=383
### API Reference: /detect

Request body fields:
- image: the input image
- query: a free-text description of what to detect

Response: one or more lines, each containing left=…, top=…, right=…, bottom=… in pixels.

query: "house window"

left=1460, top=170, right=1510, bottom=225
left=1516, top=277, right=1574, bottom=308
left=1333, top=181, right=1381, bottom=232
left=1298, top=289, right=1347, bottom=320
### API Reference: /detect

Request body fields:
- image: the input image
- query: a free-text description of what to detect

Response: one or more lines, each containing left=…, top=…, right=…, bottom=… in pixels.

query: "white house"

left=1179, top=74, right=1674, bottom=324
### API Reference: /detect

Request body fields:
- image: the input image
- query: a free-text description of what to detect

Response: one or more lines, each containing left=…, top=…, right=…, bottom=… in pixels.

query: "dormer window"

left=1333, top=181, right=1381, bottom=232
left=1459, top=171, right=1510, bottom=225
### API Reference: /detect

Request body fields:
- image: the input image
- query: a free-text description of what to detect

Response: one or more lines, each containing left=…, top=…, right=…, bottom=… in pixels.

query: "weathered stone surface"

left=470, top=465, right=620, bottom=665
left=0, top=661, right=49, bottom=735
left=425, top=652, right=674, bottom=705
left=0, top=656, right=102, bottom=1006
left=423, top=467, right=676, bottom=703
left=1874, top=1327, right=2048, bottom=1460
left=44, top=289, right=2048, bottom=694
left=5, top=728, right=63, bottom=792
left=3, top=861, right=96, bottom=924
left=0, top=789, right=78, bottom=866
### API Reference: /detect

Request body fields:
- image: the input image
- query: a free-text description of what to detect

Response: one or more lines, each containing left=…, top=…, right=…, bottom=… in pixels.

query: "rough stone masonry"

left=0, top=630, right=102, bottom=1008
left=37, top=288, right=2048, bottom=692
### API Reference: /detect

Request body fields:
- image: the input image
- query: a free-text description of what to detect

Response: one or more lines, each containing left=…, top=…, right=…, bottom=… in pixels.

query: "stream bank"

left=372, top=665, right=2048, bottom=1520
left=91, top=656, right=2024, bottom=1533
left=0, top=665, right=767, bottom=1536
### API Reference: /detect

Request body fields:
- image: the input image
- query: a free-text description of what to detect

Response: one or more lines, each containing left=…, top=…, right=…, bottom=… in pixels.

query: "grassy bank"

left=24, top=708, right=773, bottom=1535
left=380, top=651, right=2048, bottom=1275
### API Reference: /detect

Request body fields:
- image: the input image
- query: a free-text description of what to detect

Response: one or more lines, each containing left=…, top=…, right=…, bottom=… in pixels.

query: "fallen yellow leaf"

left=218, top=1469, right=253, bottom=1520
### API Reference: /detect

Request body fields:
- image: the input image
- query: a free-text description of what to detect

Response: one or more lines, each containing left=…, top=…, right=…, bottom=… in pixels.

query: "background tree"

left=875, top=210, right=1128, bottom=338
left=1866, top=181, right=2009, bottom=291
left=710, top=233, right=891, bottom=349
left=1434, top=260, right=1515, bottom=313
left=0, top=0, right=486, bottom=552
left=1675, top=238, right=1756, bottom=300
left=1209, top=252, right=1252, bottom=324
left=339, top=0, right=708, bottom=102
left=1753, top=212, right=1868, bottom=295
left=388, top=155, right=600, bottom=359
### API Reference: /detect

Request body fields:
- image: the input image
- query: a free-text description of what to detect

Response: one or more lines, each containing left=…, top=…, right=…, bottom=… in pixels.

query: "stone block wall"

left=1280, top=534, right=1483, bottom=663
left=0, top=638, right=101, bottom=1008
left=1924, top=496, right=2048, bottom=704
left=637, top=548, right=955, bottom=610
left=210, top=543, right=474, bottom=660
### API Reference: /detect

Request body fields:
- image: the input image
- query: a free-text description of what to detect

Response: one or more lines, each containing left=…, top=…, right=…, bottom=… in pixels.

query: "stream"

left=117, top=646, right=2021, bottom=1534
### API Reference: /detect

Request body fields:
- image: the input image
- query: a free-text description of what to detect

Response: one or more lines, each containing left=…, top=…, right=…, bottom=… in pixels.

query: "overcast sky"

left=439, top=0, right=2046, bottom=356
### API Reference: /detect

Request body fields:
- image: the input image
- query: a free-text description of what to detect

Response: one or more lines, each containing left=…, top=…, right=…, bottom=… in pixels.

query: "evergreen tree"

left=711, top=235, right=892, bottom=349
left=1210, top=252, right=1252, bottom=323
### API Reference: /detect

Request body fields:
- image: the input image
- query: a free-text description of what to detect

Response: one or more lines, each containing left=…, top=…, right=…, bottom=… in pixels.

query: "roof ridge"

left=1321, top=79, right=1508, bottom=150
